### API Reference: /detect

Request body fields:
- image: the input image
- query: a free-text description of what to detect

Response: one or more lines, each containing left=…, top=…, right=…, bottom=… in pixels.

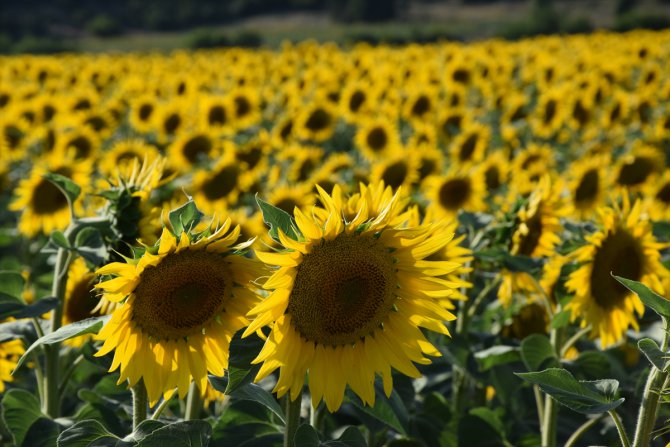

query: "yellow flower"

left=63, top=258, right=105, bottom=347
left=94, top=218, right=263, bottom=405
left=245, top=183, right=461, bottom=412
left=0, top=339, right=24, bottom=393
left=566, top=197, right=669, bottom=348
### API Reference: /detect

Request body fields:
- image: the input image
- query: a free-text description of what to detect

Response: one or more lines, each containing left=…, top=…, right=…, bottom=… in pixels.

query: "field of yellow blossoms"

left=1, top=29, right=670, bottom=447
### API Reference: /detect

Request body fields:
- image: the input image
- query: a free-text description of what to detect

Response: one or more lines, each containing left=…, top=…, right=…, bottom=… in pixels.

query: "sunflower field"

left=2, top=28, right=670, bottom=447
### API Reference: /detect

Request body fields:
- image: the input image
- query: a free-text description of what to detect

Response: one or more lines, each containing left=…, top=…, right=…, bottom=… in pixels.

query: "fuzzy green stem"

left=564, top=414, right=605, bottom=447
left=42, top=247, right=73, bottom=417
left=632, top=318, right=670, bottom=447
left=132, top=380, right=148, bottom=430
left=541, top=323, right=563, bottom=447
left=184, top=382, right=202, bottom=421
left=284, top=395, right=302, bottom=447
left=609, top=410, right=631, bottom=447
left=533, top=385, right=545, bottom=428
left=151, top=390, right=176, bottom=420
left=560, top=326, right=591, bottom=359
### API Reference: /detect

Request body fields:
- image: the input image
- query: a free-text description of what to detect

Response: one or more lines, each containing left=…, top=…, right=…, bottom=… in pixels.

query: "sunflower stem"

left=184, top=382, right=202, bottom=421
left=559, top=326, right=591, bottom=358
left=541, top=321, right=564, bottom=447
left=609, top=410, right=631, bottom=447
left=132, top=380, right=148, bottom=430
left=632, top=318, right=670, bottom=447
left=42, top=246, right=74, bottom=417
left=284, top=395, right=302, bottom=447
left=151, top=390, right=176, bottom=420
left=564, top=414, right=605, bottom=447
left=58, top=353, right=84, bottom=399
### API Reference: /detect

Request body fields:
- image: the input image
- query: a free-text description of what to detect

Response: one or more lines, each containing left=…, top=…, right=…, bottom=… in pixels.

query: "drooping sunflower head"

left=566, top=197, right=669, bottom=348
left=245, top=182, right=462, bottom=412
left=94, top=212, right=264, bottom=405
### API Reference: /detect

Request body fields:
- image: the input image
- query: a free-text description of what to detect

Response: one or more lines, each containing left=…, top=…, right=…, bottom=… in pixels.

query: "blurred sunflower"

left=244, top=183, right=461, bottom=411
left=449, top=122, right=490, bottom=165
left=643, top=170, right=670, bottom=221
left=168, top=130, right=219, bottom=173
left=567, top=155, right=609, bottom=220
left=613, top=144, right=665, bottom=192
left=94, top=219, right=263, bottom=405
left=370, top=150, right=420, bottom=191
left=63, top=258, right=104, bottom=347
left=423, top=168, right=487, bottom=219
left=100, top=139, right=161, bottom=178
left=190, top=153, right=254, bottom=216
left=295, top=102, right=337, bottom=143
left=0, top=339, right=24, bottom=393
left=566, top=198, right=668, bottom=348
left=129, top=94, right=158, bottom=133
left=355, top=117, right=400, bottom=161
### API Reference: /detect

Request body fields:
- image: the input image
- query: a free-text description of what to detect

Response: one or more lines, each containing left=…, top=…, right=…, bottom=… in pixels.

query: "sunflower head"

left=94, top=206, right=263, bottom=405
left=245, top=182, right=462, bottom=412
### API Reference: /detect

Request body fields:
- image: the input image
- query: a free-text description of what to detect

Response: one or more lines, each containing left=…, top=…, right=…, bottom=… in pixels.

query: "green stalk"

left=632, top=318, right=670, bottom=447
left=564, top=414, right=605, bottom=447
left=609, top=410, right=631, bottom=447
left=184, top=382, right=202, bottom=421
left=541, top=322, right=564, bottom=447
left=284, top=395, right=302, bottom=447
left=42, top=247, right=73, bottom=417
left=151, top=391, right=176, bottom=420
left=132, top=380, right=148, bottom=430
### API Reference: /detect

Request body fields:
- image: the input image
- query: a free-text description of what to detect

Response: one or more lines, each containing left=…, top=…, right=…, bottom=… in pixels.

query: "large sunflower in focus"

left=94, top=218, right=263, bottom=404
left=566, top=198, right=668, bottom=348
left=244, top=183, right=461, bottom=412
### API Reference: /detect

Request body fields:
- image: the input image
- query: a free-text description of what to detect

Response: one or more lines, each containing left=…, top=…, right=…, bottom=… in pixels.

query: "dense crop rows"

left=1, top=30, right=670, bottom=446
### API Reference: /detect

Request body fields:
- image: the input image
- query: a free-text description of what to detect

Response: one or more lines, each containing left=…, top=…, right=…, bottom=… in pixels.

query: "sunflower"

left=566, top=155, right=609, bottom=220
left=94, top=219, right=263, bottom=405
left=100, top=139, right=161, bottom=178
left=0, top=339, right=24, bottom=393
left=244, top=183, right=461, bottom=411
left=168, top=129, right=219, bottom=173
left=9, top=153, right=91, bottom=237
left=0, top=116, right=30, bottom=162
left=479, top=150, right=510, bottom=196
left=295, top=102, right=337, bottom=143
left=643, top=170, right=670, bottom=221
left=369, top=150, right=420, bottom=191
left=613, top=144, right=665, bottom=192
left=228, top=86, right=261, bottom=130
left=265, top=183, right=316, bottom=215
left=355, top=117, right=400, bottom=161
left=566, top=198, right=669, bottom=348
left=190, top=153, right=255, bottom=216
left=423, top=168, right=487, bottom=219
left=154, top=101, right=190, bottom=142
left=449, top=122, right=490, bottom=165
left=54, top=126, right=101, bottom=162
left=199, top=95, right=234, bottom=136
left=64, top=258, right=104, bottom=347
left=129, top=94, right=158, bottom=134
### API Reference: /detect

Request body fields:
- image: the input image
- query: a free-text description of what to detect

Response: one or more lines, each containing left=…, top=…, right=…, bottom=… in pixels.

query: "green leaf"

left=521, top=334, right=558, bottom=371
left=44, top=172, right=81, bottom=204
left=22, top=417, right=60, bottom=447
left=15, top=315, right=110, bottom=371
left=137, top=420, right=211, bottom=447
left=0, top=270, right=25, bottom=299
left=74, top=227, right=108, bottom=265
left=612, top=274, right=670, bottom=319
left=255, top=194, right=300, bottom=242
left=502, top=254, right=542, bottom=273
left=550, top=310, right=571, bottom=329
left=57, top=420, right=119, bottom=447
left=0, top=297, right=58, bottom=325
left=168, top=200, right=203, bottom=235
left=516, top=368, right=624, bottom=415
left=638, top=338, right=668, bottom=372
left=468, top=408, right=507, bottom=443
left=51, top=230, right=71, bottom=249
left=229, top=383, right=285, bottom=424
left=122, top=420, right=167, bottom=443
left=474, top=346, right=522, bottom=371
left=348, top=384, right=408, bottom=435
left=293, top=424, right=320, bottom=447
left=324, top=427, right=367, bottom=447
left=1, top=389, right=45, bottom=446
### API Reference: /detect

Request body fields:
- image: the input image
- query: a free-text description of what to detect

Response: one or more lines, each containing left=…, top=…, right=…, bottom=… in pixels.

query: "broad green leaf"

left=1, top=389, right=44, bottom=446
left=137, top=420, right=211, bottom=447
left=638, top=338, right=668, bottom=372
left=612, top=274, right=670, bottom=319
left=550, top=310, right=571, bottom=329
left=571, top=351, right=611, bottom=380
left=44, top=172, right=81, bottom=205
left=324, top=426, right=367, bottom=447
left=516, top=368, right=624, bottom=415
left=293, top=424, right=320, bottom=447
left=122, top=420, right=167, bottom=443
left=15, top=315, right=110, bottom=371
left=74, top=227, right=108, bottom=266
left=57, top=419, right=119, bottom=447
left=348, top=384, right=408, bottom=435
left=229, top=383, right=285, bottom=424
left=474, top=346, right=521, bottom=371
left=468, top=408, right=507, bottom=442
left=255, top=194, right=300, bottom=242
left=22, top=417, right=60, bottom=447
left=168, top=200, right=203, bottom=235
left=0, top=297, right=58, bottom=321
left=0, top=270, right=25, bottom=299
left=51, top=230, right=71, bottom=249
left=502, top=254, right=542, bottom=273
left=520, top=334, right=558, bottom=371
